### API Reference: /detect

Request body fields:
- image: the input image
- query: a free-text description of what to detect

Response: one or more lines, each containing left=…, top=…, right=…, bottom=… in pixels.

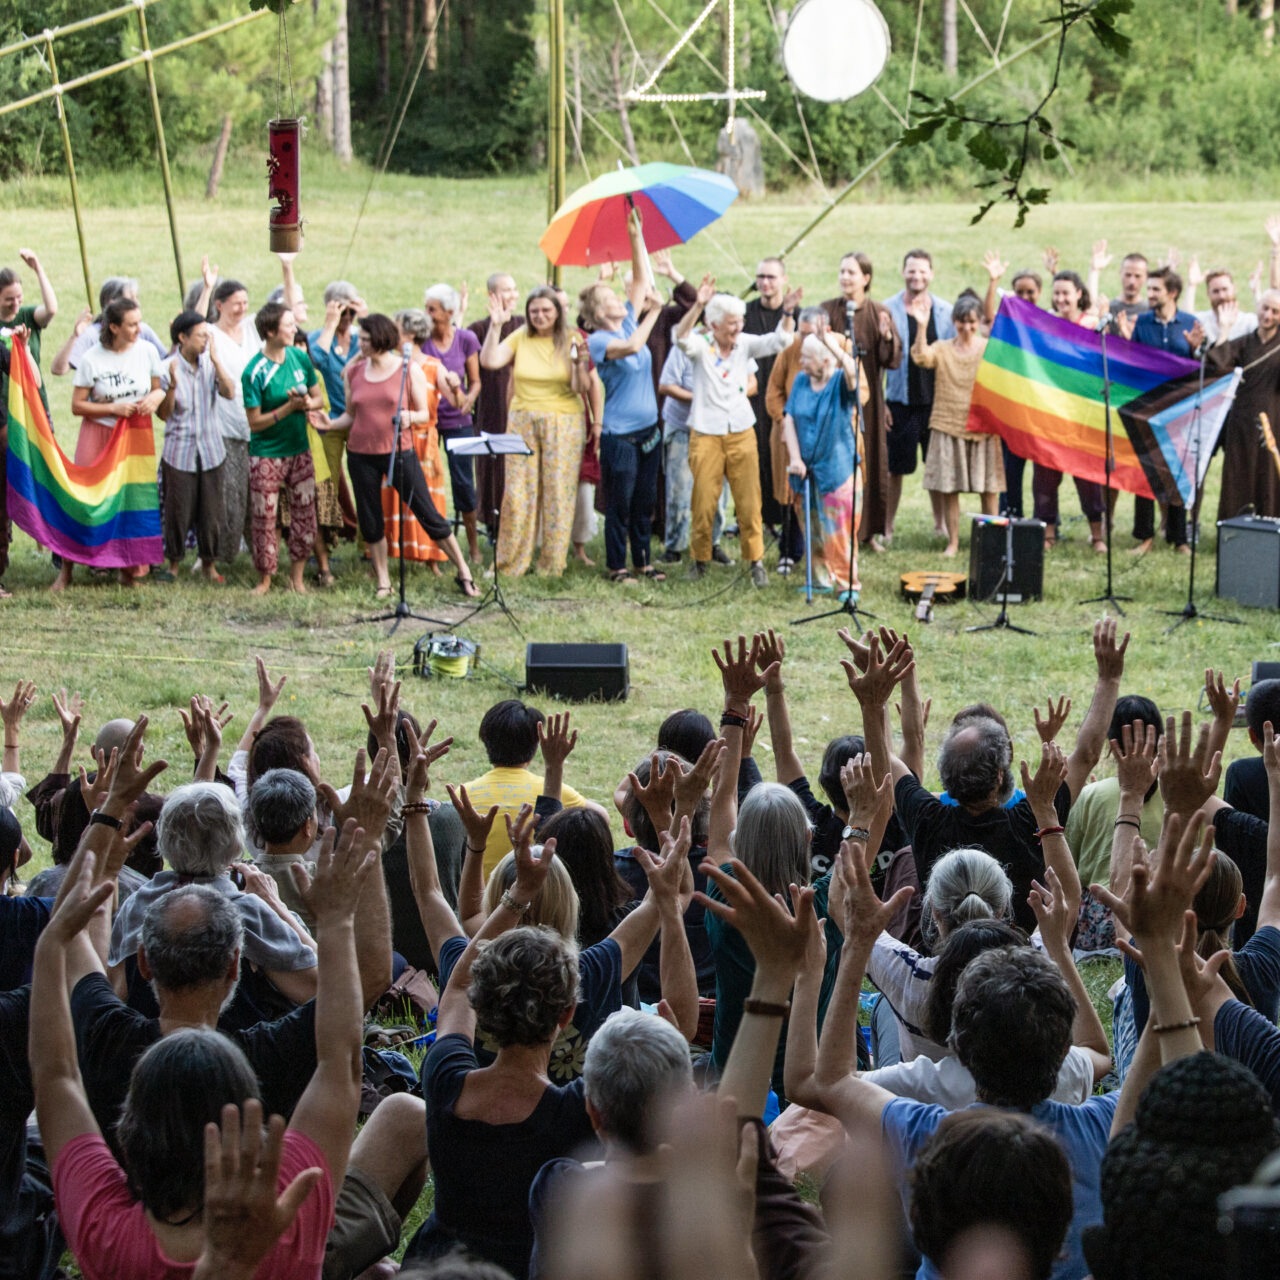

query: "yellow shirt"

left=507, top=329, right=582, bottom=416
left=458, top=766, right=588, bottom=875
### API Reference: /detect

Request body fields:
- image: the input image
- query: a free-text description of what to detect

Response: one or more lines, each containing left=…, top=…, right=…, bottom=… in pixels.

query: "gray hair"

left=922, top=847, right=1013, bottom=944
left=423, top=283, right=461, bottom=313
left=182, top=281, right=214, bottom=322
left=937, top=716, right=1014, bottom=807
left=801, top=334, right=835, bottom=365
left=98, top=276, right=138, bottom=311
left=248, top=768, right=315, bottom=847
left=157, top=782, right=244, bottom=876
left=323, top=280, right=359, bottom=305
left=1261, top=288, right=1280, bottom=311
left=265, top=286, right=285, bottom=306
left=705, top=293, right=746, bottom=326
left=487, top=272, right=515, bottom=295
left=583, top=1008, right=693, bottom=1153
left=730, top=781, right=812, bottom=897
left=395, top=308, right=431, bottom=345
left=798, top=305, right=827, bottom=328
left=140, top=884, right=243, bottom=992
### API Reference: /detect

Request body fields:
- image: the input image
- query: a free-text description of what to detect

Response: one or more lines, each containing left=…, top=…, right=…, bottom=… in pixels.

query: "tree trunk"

left=610, top=39, right=640, bottom=164
left=334, top=1, right=353, bottom=162
left=460, top=0, right=475, bottom=64
left=316, top=40, right=334, bottom=145
left=1263, top=0, right=1275, bottom=51
left=205, top=114, right=233, bottom=200
left=404, top=0, right=415, bottom=55
left=423, top=0, right=438, bottom=70
left=1224, top=0, right=1238, bottom=16
left=943, top=0, right=958, bottom=75
left=376, top=0, right=391, bottom=99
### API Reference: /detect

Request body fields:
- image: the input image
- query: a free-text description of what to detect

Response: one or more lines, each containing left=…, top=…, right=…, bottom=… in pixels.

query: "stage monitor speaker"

left=968, top=516, right=1045, bottom=603
left=1218, top=516, right=1280, bottom=610
left=525, top=643, right=629, bottom=702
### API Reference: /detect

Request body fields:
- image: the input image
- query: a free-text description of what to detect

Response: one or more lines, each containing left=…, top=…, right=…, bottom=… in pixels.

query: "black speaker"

left=1217, top=516, right=1280, bottom=610
left=967, top=516, right=1045, bottom=603
left=525, top=643, right=629, bottom=702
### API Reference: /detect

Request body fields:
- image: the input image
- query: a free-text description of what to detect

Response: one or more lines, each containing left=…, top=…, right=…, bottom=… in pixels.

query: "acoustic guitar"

left=899, top=571, right=967, bottom=624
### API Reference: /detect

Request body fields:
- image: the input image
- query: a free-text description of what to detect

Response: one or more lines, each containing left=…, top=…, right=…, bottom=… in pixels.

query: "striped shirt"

left=160, top=352, right=227, bottom=472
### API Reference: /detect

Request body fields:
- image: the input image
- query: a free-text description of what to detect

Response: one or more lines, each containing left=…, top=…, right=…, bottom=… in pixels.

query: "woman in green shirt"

left=241, top=303, right=324, bottom=595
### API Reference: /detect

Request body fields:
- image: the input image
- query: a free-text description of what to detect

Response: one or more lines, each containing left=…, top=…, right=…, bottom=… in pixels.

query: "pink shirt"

left=54, top=1129, right=334, bottom=1279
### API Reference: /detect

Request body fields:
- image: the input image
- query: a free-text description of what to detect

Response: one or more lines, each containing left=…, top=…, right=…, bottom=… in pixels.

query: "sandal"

left=638, top=566, right=667, bottom=582
left=608, top=569, right=639, bottom=585
left=375, top=585, right=393, bottom=600
left=455, top=575, right=480, bottom=598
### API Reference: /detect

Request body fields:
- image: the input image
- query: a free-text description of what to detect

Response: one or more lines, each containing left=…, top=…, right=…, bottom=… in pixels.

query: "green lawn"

left=3, top=153, right=1276, bottom=881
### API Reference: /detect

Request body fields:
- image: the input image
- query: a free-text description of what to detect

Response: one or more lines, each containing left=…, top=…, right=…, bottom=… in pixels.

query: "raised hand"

left=839, top=630, right=914, bottom=707
left=367, top=650, right=396, bottom=700
left=79, top=747, right=115, bottom=814
left=1115, top=309, right=1136, bottom=341
left=1092, top=616, right=1130, bottom=682
left=537, top=711, right=579, bottom=772
left=1157, top=711, right=1222, bottom=816
left=1187, top=254, right=1204, bottom=289
left=507, top=803, right=557, bottom=904
left=1267, top=213, right=1280, bottom=249
left=319, top=748, right=396, bottom=847
left=1028, top=865, right=1074, bottom=957
left=254, top=656, right=286, bottom=714
left=1090, top=239, right=1112, bottom=273
left=1204, top=669, right=1242, bottom=729
left=835, top=627, right=871, bottom=675
left=628, top=752, right=677, bottom=832
left=201, top=254, right=219, bottom=289
left=780, top=285, right=804, bottom=313
left=103, top=717, right=168, bottom=809
left=836, top=836, right=914, bottom=954
left=696, top=858, right=817, bottom=979
left=44, top=850, right=115, bottom=947
left=361, top=677, right=402, bottom=749
left=982, top=250, right=1007, bottom=282
left=673, top=736, right=726, bottom=815
left=1112, top=719, right=1158, bottom=797
left=0, top=679, right=36, bottom=737
left=487, top=291, right=511, bottom=326
left=292, top=818, right=377, bottom=928
left=197, top=1101, right=321, bottom=1279
left=839, top=754, right=892, bottom=833
left=52, top=687, right=84, bottom=747
left=755, top=628, right=786, bottom=693
left=402, top=719, right=452, bottom=803
left=634, top=815, right=694, bottom=906
left=1019, top=739, right=1069, bottom=816
left=694, top=273, right=718, bottom=307
left=713, top=634, right=774, bottom=709
left=1041, top=245, right=1060, bottom=275
left=445, top=783, right=499, bottom=853
left=1165, top=245, right=1180, bottom=271
left=1033, top=695, right=1072, bottom=744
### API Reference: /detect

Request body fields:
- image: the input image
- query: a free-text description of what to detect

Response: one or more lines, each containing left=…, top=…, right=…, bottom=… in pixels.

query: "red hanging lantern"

left=267, top=118, right=301, bottom=252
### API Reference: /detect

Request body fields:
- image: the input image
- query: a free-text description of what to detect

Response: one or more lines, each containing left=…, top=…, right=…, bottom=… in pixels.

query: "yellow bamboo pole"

left=45, top=37, right=94, bottom=308
left=0, top=11, right=271, bottom=119
left=0, top=0, right=162, bottom=60
left=135, top=2, right=185, bottom=300
left=546, top=0, right=566, bottom=286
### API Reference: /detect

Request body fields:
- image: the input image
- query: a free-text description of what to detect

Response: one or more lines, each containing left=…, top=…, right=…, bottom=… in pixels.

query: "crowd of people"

left=2, top=619, right=1280, bottom=1279
left=4, top=218, right=1280, bottom=600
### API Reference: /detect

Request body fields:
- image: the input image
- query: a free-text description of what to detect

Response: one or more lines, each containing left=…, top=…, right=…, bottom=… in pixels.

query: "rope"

left=340, top=0, right=450, bottom=274
left=906, top=0, right=925, bottom=124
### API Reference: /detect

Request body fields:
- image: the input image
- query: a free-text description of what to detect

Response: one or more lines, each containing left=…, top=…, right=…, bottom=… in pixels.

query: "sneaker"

left=661, top=548, right=682, bottom=564
left=750, top=560, right=768, bottom=589
left=711, top=545, right=734, bottom=566
left=687, top=560, right=708, bottom=581
left=776, top=557, right=794, bottom=576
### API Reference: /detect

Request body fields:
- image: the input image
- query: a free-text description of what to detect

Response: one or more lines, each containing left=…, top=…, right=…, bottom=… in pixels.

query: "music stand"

left=1078, top=319, right=1132, bottom=615
left=793, top=314, right=875, bottom=629
left=358, top=353, right=455, bottom=637
left=1161, top=346, right=1241, bottom=633
left=967, top=515, right=1036, bottom=636
left=444, top=434, right=533, bottom=638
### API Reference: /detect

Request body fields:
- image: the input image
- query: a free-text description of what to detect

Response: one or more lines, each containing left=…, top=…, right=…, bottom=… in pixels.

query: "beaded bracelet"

left=1152, top=1016, right=1201, bottom=1034
left=401, top=801, right=432, bottom=816
left=1035, top=825, right=1066, bottom=839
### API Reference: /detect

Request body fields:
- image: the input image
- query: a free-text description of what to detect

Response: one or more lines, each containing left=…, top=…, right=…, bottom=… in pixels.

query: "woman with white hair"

left=674, top=273, right=799, bottom=587
left=423, top=283, right=484, bottom=562
left=781, top=331, right=868, bottom=598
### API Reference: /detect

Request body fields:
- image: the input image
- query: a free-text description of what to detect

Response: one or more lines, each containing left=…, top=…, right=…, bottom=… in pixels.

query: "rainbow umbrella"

left=539, top=162, right=739, bottom=267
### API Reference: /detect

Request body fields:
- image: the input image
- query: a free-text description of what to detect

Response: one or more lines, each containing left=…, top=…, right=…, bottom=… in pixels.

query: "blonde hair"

left=482, top=850, right=580, bottom=940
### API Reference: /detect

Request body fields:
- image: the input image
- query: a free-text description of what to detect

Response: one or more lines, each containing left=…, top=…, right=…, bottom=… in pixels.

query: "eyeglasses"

left=756, top=273, right=780, bottom=280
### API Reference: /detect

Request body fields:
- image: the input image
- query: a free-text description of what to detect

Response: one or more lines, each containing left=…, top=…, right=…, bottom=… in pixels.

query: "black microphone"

left=1093, top=312, right=1114, bottom=334
left=845, top=298, right=857, bottom=334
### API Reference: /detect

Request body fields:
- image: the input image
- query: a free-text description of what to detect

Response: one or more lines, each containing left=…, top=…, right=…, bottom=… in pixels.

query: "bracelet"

left=1034, top=825, right=1065, bottom=839
left=1151, top=1016, right=1201, bottom=1034
left=844, top=825, right=871, bottom=843
left=743, top=998, right=791, bottom=1018
left=89, top=809, right=123, bottom=830
left=465, top=843, right=486, bottom=856
left=719, top=711, right=749, bottom=729
left=401, top=800, right=432, bottom=815
left=3, top=741, right=17, bottom=749
left=500, top=889, right=532, bottom=915
left=1114, top=816, right=1142, bottom=830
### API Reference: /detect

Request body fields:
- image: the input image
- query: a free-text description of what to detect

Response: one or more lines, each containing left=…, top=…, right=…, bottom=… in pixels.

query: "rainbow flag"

left=5, top=335, right=162, bottom=568
left=968, top=296, right=1240, bottom=505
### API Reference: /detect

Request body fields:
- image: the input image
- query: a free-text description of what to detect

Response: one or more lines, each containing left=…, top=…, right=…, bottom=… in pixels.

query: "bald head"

left=139, top=884, right=243, bottom=993
left=94, top=718, right=136, bottom=756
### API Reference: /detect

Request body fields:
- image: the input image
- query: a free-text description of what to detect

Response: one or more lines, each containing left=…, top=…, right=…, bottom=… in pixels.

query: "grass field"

left=3, top=151, right=1277, bottom=884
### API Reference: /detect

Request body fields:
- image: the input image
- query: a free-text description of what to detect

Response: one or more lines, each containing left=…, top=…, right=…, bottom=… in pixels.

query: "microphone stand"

left=794, top=298, right=876, bottom=628
left=967, top=515, right=1036, bottom=636
left=362, top=344, right=453, bottom=636
left=1161, top=340, right=1241, bottom=633
left=1079, top=315, right=1132, bottom=614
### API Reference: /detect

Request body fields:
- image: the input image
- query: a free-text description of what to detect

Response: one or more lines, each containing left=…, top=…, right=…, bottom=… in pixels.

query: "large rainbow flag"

left=5, top=334, right=162, bottom=568
left=968, top=296, right=1241, bottom=506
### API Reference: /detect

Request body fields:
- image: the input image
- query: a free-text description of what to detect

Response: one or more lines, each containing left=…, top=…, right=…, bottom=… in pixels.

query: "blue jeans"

left=664, top=429, right=726, bottom=552
left=601, top=426, right=661, bottom=571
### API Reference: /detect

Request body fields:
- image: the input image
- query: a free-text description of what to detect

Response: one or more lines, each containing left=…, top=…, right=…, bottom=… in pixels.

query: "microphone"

left=1093, top=312, right=1114, bottom=334
left=845, top=298, right=857, bottom=333
left=402, top=342, right=413, bottom=361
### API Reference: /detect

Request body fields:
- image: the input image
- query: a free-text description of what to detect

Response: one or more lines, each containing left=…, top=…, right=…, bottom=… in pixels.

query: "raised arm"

left=478, top=295, right=516, bottom=371
left=838, top=629, right=914, bottom=787
left=1021, top=739, right=1080, bottom=909
left=982, top=251, right=1007, bottom=325
left=194, top=255, right=218, bottom=321
left=0, top=679, right=36, bottom=777
left=49, top=688, right=84, bottom=778
left=446, top=784, right=500, bottom=936
left=1257, top=723, right=1280, bottom=933
left=1203, top=669, right=1243, bottom=764
left=236, top=657, right=287, bottom=755
left=1107, top=720, right=1159, bottom=946
left=1029, top=867, right=1111, bottom=1082
left=1085, top=240, right=1111, bottom=317
left=756, top=629, right=804, bottom=785
left=1065, top=618, right=1129, bottom=801
left=19, top=248, right=57, bottom=327
left=538, top=711, right=578, bottom=805
left=675, top=274, right=716, bottom=344
left=49, top=307, right=92, bottom=377
left=286, top=819, right=377, bottom=1187
left=402, top=725, right=465, bottom=964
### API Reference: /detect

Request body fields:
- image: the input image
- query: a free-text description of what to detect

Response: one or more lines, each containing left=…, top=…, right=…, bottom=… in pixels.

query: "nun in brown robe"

left=821, top=287, right=901, bottom=544
left=1206, top=294, right=1280, bottom=522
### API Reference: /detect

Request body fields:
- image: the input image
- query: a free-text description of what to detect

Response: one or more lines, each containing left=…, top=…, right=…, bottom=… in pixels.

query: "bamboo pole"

left=546, top=0, right=561, bottom=284
left=0, top=0, right=162, bottom=61
left=552, top=0, right=566, bottom=287
left=136, top=3, right=185, bottom=300
left=0, top=11, right=270, bottom=119
left=45, top=38, right=94, bottom=308
left=774, top=25, right=1064, bottom=263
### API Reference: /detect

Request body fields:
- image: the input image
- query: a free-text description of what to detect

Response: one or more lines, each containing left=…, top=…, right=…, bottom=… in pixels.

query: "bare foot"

left=0, top=585, right=10, bottom=599
left=287, top=580, right=308, bottom=594
left=1176, top=543, right=1191, bottom=555
left=1128, top=539, right=1152, bottom=556
left=868, top=537, right=888, bottom=554
left=574, top=545, right=595, bottom=566
left=1092, top=538, right=1108, bottom=554
left=250, top=579, right=271, bottom=596
left=943, top=545, right=959, bottom=558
